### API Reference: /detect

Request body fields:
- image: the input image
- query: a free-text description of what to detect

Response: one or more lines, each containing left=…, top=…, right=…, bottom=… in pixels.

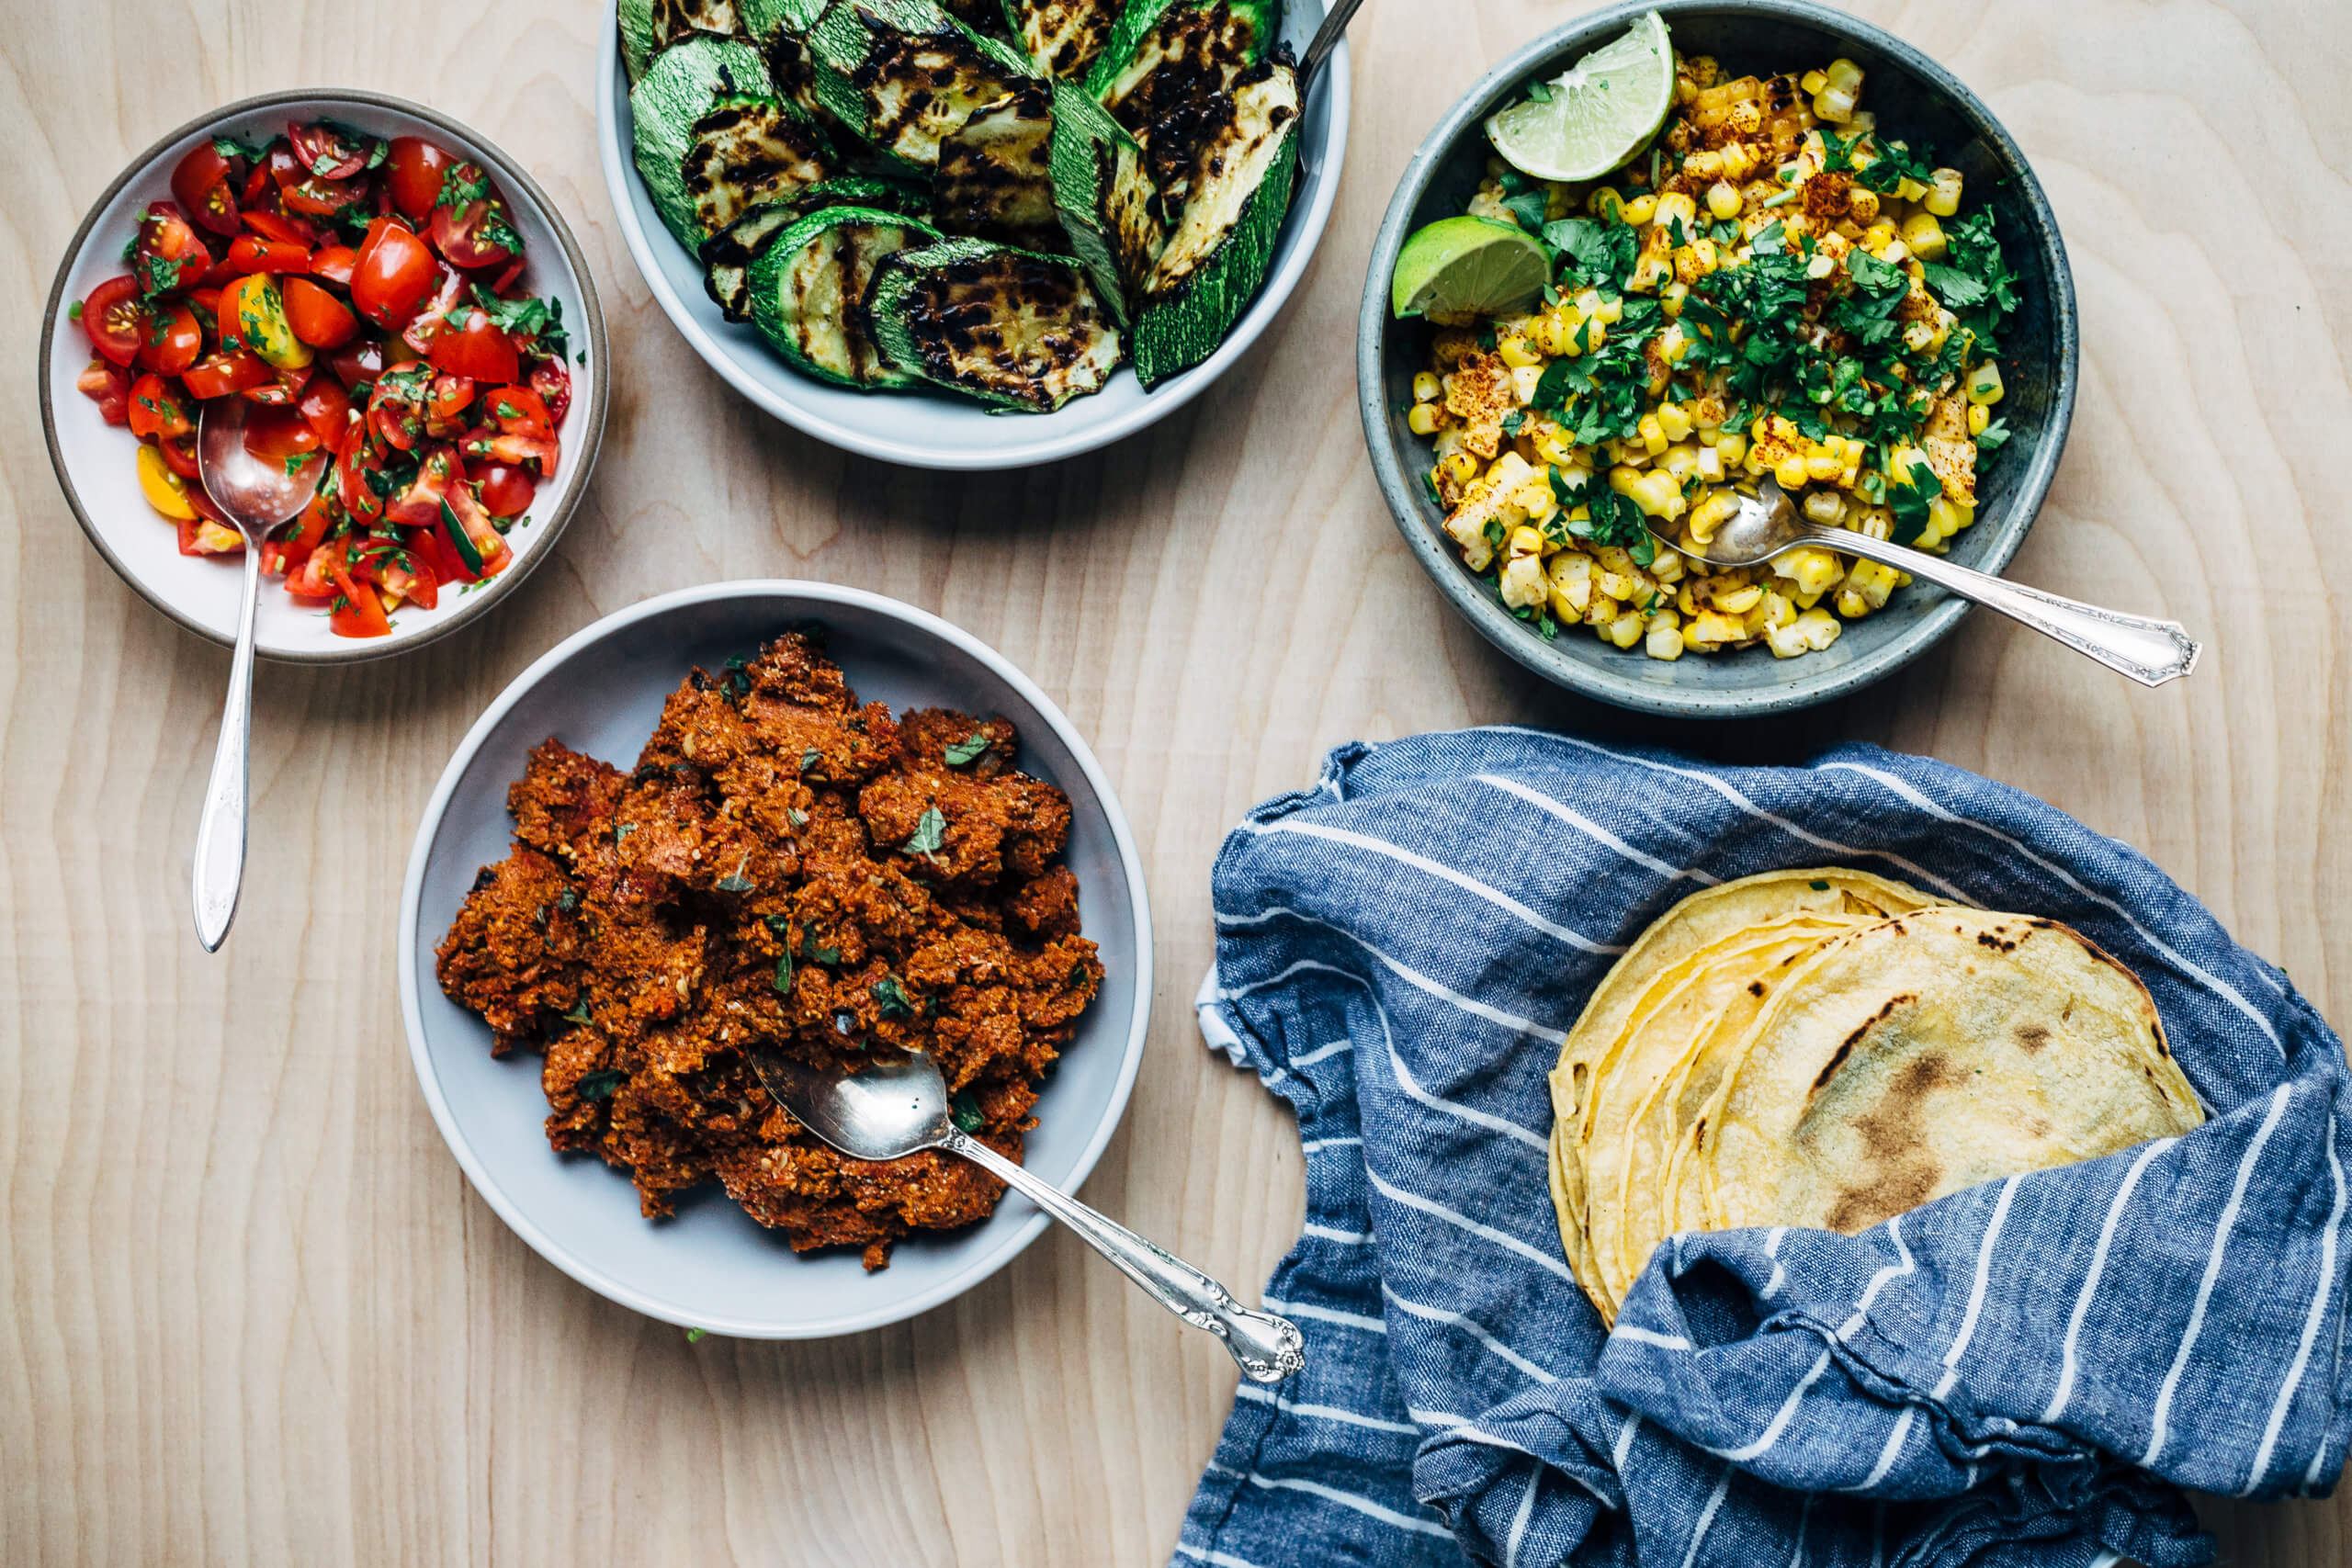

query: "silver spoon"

left=1655, top=478, right=2200, bottom=686
left=1298, top=0, right=1365, bottom=88
left=190, top=397, right=324, bottom=951
left=752, top=1046, right=1306, bottom=1382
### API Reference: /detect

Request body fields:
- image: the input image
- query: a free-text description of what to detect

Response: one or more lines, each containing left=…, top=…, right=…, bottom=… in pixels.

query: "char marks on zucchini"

left=933, top=84, right=1066, bottom=251
left=683, top=97, right=836, bottom=234
left=622, top=0, right=745, bottom=82
left=868, top=239, right=1123, bottom=411
left=1006, top=0, right=1121, bottom=80
left=809, top=0, right=1040, bottom=171
left=1087, top=0, right=1272, bottom=200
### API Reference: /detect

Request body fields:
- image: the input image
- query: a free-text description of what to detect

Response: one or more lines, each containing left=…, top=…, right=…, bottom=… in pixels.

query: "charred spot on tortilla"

left=2014, top=1022, right=2052, bottom=1052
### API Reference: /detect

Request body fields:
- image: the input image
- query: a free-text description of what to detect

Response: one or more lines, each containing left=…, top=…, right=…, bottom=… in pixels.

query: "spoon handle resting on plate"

left=944, top=1128, right=1306, bottom=1383
left=1299, top=0, right=1364, bottom=88
left=1805, top=525, right=2201, bottom=687
left=191, top=542, right=261, bottom=951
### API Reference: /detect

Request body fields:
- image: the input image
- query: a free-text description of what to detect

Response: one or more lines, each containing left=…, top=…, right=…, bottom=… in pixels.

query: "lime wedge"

left=1485, top=11, right=1675, bottom=183
left=1390, top=216, right=1549, bottom=324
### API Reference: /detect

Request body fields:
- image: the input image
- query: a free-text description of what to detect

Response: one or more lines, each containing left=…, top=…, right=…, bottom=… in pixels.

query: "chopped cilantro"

left=949, top=1091, right=984, bottom=1134
left=943, top=731, right=989, bottom=766
left=871, top=976, right=914, bottom=1020
left=1888, top=458, right=1942, bottom=545
left=575, top=1068, right=626, bottom=1101
left=561, top=999, right=594, bottom=1026
left=901, top=806, right=946, bottom=863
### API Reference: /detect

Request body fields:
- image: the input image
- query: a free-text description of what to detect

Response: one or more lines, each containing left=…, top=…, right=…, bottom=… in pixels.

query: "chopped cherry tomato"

left=425, top=372, right=475, bottom=434
left=528, top=356, right=572, bottom=425
left=326, top=336, right=384, bottom=391
left=287, top=543, right=335, bottom=597
left=76, top=359, right=130, bottom=424
left=471, top=459, right=536, bottom=517
left=469, top=431, right=559, bottom=474
left=440, top=472, right=510, bottom=577
left=128, top=374, right=194, bottom=441
left=487, top=255, right=527, bottom=298
left=171, top=142, right=242, bottom=236
left=82, top=276, right=146, bottom=367
left=243, top=402, right=322, bottom=464
left=198, top=251, right=243, bottom=289
left=428, top=302, right=517, bottom=383
left=385, top=136, right=456, bottom=222
left=311, top=245, right=357, bottom=287
left=181, top=345, right=272, bottom=399
left=264, top=492, right=334, bottom=576
left=159, top=430, right=201, bottom=479
left=243, top=209, right=322, bottom=248
left=351, top=538, right=438, bottom=609
left=298, top=375, right=353, bottom=452
left=351, top=219, right=437, bottom=327
left=187, top=286, right=222, bottom=341
left=383, top=442, right=457, bottom=527
left=368, top=363, right=431, bottom=450
left=136, top=302, right=204, bottom=375
left=263, top=141, right=305, bottom=190
left=409, top=520, right=468, bottom=586
left=283, top=176, right=362, bottom=220
left=226, top=234, right=312, bottom=276
left=401, top=265, right=466, bottom=357
left=242, top=366, right=310, bottom=406
left=323, top=547, right=391, bottom=637
left=281, top=276, right=357, bottom=348
left=427, top=163, right=517, bottom=270
left=482, top=384, right=554, bottom=439
left=334, top=438, right=383, bottom=524
left=132, top=202, right=210, bottom=296
left=288, top=120, right=371, bottom=181
left=176, top=510, right=246, bottom=557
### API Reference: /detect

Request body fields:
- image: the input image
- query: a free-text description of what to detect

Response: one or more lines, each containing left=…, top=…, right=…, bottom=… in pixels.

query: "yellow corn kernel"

left=1720, top=141, right=1756, bottom=179
left=1804, top=447, right=1843, bottom=483
left=1966, top=401, right=1990, bottom=437
left=1505, top=525, right=1543, bottom=558
left=1656, top=402, right=1695, bottom=443
left=1645, top=622, right=1686, bottom=660
left=1654, top=192, right=1699, bottom=232
left=1925, top=167, right=1963, bottom=218
left=1660, top=279, right=1690, bottom=318
left=137, top=442, right=197, bottom=520
left=1845, top=186, right=1880, bottom=223
left=1589, top=186, right=1625, bottom=221
left=1533, top=428, right=1577, bottom=466
left=1759, top=589, right=1796, bottom=629
left=1547, top=549, right=1593, bottom=604
left=1855, top=503, right=1894, bottom=542
left=1657, top=325, right=1691, bottom=366
left=1688, top=488, right=1742, bottom=538
left=1516, top=482, right=1558, bottom=524
left=1713, top=582, right=1764, bottom=615
left=1637, top=413, right=1668, bottom=455
left=1833, top=587, right=1871, bottom=618
left=1824, top=58, right=1863, bottom=91
left=1407, top=402, right=1442, bottom=436
left=1441, top=451, right=1477, bottom=484
left=1528, top=310, right=1570, bottom=357
left=1861, top=220, right=1898, bottom=252
left=1692, top=445, right=1724, bottom=483
left=1966, top=359, right=2005, bottom=405
left=1682, top=148, right=1724, bottom=181
left=1773, top=453, right=1810, bottom=491
left=1774, top=606, right=1843, bottom=656
left=1714, top=432, right=1747, bottom=466
left=1774, top=546, right=1844, bottom=598
left=1587, top=593, right=1620, bottom=628
left=1620, top=192, right=1659, bottom=227
left=1510, top=364, right=1544, bottom=404
left=1649, top=547, right=1686, bottom=584
left=1498, top=552, right=1549, bottom=609
left=1684, top=608, right=1746, bottom=649
left=1443, top=505, right=1494, bottom=570
left=1800, top=68, right=1827, bottom=95
left=1412, top=371, right=1440, bottom=402
left=1802, top=489, right=1846, bottom=526
left=1582, top=290, right=1623, bottom=325
left=1951, top=502, right=1975, bottom=532
left=1606, top=613, right=1645, bottom=649
left=1498, top=333, right=1544, bottom=368
left=1703, top=180, right=1742, bottom=221
left=1487, top=451, right=1534, bottom=490
left=1814, top=88, right=1856, bottom=123
left=1900, top=211, right=1947, bottom=262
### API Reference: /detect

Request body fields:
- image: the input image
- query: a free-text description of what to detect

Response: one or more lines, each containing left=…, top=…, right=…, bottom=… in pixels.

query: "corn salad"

left=1415, top=52, right=2018, bottom=661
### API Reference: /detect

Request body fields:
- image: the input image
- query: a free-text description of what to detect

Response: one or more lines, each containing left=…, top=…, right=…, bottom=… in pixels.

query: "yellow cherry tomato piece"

left=136, top=441, right=196, bottom=519
left=223, top=273, right=313, bottom=371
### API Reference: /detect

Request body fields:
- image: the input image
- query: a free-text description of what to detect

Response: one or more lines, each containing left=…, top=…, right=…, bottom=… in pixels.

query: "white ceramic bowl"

left=398, top=581, right=1153, bottom=1337
left=40, top=91, right=609, bottom=664
left=596, top=7, right=1350, bottom=469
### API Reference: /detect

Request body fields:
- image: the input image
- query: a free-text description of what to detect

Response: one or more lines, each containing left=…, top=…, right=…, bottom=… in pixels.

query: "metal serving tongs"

left=1650, top=478, right=2201, bottom=686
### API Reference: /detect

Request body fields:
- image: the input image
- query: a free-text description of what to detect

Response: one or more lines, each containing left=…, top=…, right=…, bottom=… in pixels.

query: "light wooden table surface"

left=5, top=0, right=2345, bottom=1562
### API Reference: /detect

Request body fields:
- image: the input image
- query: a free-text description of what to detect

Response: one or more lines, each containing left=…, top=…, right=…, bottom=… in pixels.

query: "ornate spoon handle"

left=945, top=1129, right=1306, bottom=1383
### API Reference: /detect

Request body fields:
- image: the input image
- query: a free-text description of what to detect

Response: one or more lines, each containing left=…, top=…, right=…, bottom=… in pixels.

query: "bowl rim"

left=395, top=578, right=1157, bottom=1338
left=39, top=87, right=611, bottom=667
left=1354, top=0, right=2079, bottom=718
left=594, top=4, right=1352, bottom=471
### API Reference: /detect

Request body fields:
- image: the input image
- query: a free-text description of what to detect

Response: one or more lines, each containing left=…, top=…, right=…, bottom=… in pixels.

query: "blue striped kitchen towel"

left=1175, top=728, right=2350, bottom=1568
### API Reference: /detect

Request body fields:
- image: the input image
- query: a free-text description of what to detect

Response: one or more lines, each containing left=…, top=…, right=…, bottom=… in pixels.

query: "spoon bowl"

left=197, top=398, right=324, bottom=535
left=753, top=1048, right=953, bottom=1162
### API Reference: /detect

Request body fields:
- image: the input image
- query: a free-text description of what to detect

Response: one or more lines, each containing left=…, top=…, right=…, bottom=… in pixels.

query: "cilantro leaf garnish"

left=943, top=731, right=989, bottom=765
left=901, top=806, right=947, bottom=863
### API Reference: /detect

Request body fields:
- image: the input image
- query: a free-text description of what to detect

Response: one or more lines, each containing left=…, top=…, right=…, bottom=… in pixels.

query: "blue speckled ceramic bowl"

left=1358, top=0, right=2077, bottom=718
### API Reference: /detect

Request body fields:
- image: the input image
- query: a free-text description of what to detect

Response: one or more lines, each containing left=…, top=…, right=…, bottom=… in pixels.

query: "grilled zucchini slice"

left=1047, top=82, right=1163, bottom=322
left=1086, top=0, right=1274, bottom=197
left=631, top=37, right=833, bottom=247
left=1130, top=57, right=1296, bottom=387
left=749, top=206, right=943, bottom=387
left=866, top=239, right=1123, bottom=411
left=807, top=0, right=1039, bottom=172
left=702, top=173, right=929, bottom=320
left=933, top=84, right=1065, bottom=251
left=621, top=0, right=743, bottom=84
left=1002, top=0, right=1121, bottom=79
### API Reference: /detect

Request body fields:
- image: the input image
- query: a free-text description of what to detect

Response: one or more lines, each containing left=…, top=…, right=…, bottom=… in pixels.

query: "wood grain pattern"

left=2, top=0, right=2344, bottom=1562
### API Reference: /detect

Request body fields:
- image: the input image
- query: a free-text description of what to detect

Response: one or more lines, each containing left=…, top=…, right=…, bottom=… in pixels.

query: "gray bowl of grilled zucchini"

left=598, top=0, right=1351, bottom=469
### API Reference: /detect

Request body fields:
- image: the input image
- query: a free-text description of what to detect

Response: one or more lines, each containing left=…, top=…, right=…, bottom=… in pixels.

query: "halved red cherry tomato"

left=264, top=141, right=304, bottom=190
left=76, top=359, right=130, bottom=424
left=383, top=443, right=457, bottom=527
left=334, top=439, right=383, bottom=524
left=243, top=366, right=310, bottom=406
left=243, top=209, right=322, bottom=248
left=264, top=491, right=335, bottom=576
left=298, top=375, right=353, bottom=452
left=351, top=219, right=437, bottom=327
left=428, top=302, right=517, bottom=384
left=289, top=121, right=371, bottom=181
left=469, top=431, right=560, bottom=474
left=385, top=136, right=456, bottom=223
left=401, top=265, right=466, bottom=356
left=172, top=142, right=242, bottom=237
left=243, top=402, right=321, bottom=464
left=177, top=510, right=246, bottom=557
left=471, top=459, right=537, bottom=517
left=283, top=176, right=362, bottom=220
left=311, top=245, right=357, bottom=287
left=368, top=363, right=432, bottom=450
left=132, top=202, right=210, bottom=296
left=226, top=234, right=312, bottom=276
left=287, top=542, right=334, bottom=597
left=427, top=163, right=517, bottom=270
left=425, top=372, right=475, bottom=434
left=82, top=276, right=147, bottom=367
left=326, top=337, right=384, bottom=391
left=440, top=471, right=510, bottom=577
left=323, top=546, right=391, bottom=637
left=182, top=345, right=271, bottom=399
left=351, top=539, right=438, bottom=609
left=128, top=373, right=194, bottom=441
left=482, top=384, right=554, bottom=439
left=528, top=357, right=572, bottom=425
left=136, top=302, right=204, bottom=374
left=159, top=430, right=201, bottom=479
left=280, top=276, right=357, bottom=348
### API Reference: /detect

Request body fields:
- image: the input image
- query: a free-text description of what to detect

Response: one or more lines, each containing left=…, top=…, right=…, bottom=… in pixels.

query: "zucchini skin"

left=1002, top=0, right=1122, bottom=80
left=1130, top=61, right=1298, bottom=388
left=807, top=0, right=1039, bottom=174
left=1082, top=0, right=1273, bottom=105
left=622, top=0, right=749, bottom=84
left=631, top=37, right=800, bottom=247
left=866, top=238, right=1124, bottom=411
left=749, top=206, right=943, bottom=388
left=1046, top=82, right=1163, bottom=324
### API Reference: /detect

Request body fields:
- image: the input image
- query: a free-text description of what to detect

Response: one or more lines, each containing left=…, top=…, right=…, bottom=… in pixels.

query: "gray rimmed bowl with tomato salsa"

left=40, top=89, right=607, bottom=663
